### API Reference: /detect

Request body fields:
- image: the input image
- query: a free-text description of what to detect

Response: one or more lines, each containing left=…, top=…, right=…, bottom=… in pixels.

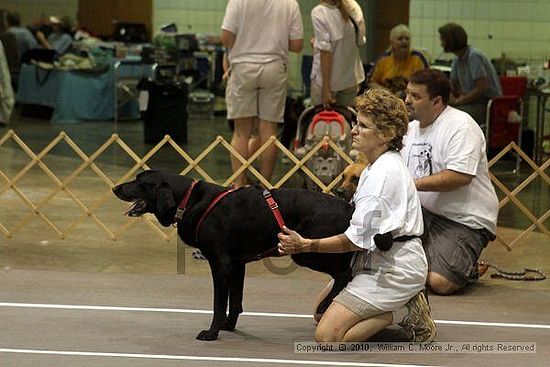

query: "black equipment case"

left=142, top=79, right=188, bottom=145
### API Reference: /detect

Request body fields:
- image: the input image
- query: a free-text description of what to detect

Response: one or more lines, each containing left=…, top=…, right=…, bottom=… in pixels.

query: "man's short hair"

left=438, top=23, right=468, bottom=53
left=6, top=11, right=21, bottom=27
left=409, top=69, right=451, bottom=105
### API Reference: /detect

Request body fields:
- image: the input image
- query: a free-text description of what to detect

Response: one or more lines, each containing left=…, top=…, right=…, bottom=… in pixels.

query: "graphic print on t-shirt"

left=408, top=143, right=433, bottom=178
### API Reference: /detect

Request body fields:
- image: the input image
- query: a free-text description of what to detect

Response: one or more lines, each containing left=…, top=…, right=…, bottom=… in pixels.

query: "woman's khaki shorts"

left=226, top=61, right=287, bottom=123
left=333, top=289, right=387, bottom=319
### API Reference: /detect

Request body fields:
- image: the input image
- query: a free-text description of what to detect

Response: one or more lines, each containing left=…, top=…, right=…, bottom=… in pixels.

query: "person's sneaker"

left=398, top=291, right=437, bottom=342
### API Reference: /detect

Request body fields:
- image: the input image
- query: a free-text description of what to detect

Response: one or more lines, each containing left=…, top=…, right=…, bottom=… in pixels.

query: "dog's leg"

left=221, top=262, right=245, bottom=331
left=315, top=273, right=352, bottom=316
left=196, top=262, right=231, bottom=341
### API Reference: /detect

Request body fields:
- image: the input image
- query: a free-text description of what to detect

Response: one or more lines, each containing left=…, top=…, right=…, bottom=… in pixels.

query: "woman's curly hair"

left=354, top=89, right=409, bottom=151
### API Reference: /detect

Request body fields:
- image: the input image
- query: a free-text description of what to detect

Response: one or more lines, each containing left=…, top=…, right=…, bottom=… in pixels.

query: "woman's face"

left=351, top=112, right=386, bottom=160
left=391, top=32, right=410, bottom=53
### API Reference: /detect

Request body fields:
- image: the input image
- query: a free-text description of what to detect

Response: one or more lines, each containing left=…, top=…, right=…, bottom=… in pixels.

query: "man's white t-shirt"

left=221, top=0, right=303, bottom=64
left=401, top=106, right=499, bottom=234
left=310, top=3, right=365, bottom=91
left=344, top=151, right=427, bottom=311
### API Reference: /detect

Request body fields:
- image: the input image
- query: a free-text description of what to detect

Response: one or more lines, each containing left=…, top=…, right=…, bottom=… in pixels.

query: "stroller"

left=293, top=104, right=357, bottom=189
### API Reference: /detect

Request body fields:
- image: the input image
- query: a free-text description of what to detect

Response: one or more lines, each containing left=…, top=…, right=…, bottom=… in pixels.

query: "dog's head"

left=382, top=76, right=409, bottom=99
left=334, top=152, right=368, bottom=201
left=112, top=170, right=184, bottom=227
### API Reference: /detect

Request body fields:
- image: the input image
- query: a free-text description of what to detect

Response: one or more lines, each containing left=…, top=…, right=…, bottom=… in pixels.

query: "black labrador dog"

left=113, top=170, right=354, bottom=340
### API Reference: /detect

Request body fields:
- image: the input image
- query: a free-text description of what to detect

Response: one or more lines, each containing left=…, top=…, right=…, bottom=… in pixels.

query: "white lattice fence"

left=1, top=130, right=548, bottom=250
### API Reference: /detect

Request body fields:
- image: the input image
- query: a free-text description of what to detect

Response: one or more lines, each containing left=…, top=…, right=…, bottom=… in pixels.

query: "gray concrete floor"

left=1, top=109, right=549, bottom=367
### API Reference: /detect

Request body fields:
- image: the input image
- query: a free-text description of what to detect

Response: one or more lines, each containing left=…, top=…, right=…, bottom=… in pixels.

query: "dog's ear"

left=155, top=183, right=176, bottom=227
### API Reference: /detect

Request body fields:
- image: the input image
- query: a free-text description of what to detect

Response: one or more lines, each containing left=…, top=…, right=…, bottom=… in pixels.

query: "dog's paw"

left=196, top=329, right=219, bottom=341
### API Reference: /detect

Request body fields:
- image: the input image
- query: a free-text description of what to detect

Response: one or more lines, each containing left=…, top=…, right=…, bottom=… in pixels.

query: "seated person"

left=368, top=24, right=428, bottom=98
left=438, top=23, right=502, bottom=126
left=36, top=15, right=73, bottom=55
left=5, top=11, right=38, bottom=63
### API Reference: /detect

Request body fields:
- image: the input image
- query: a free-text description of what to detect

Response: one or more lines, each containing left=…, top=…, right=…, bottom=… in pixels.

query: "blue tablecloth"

left=16, top=61, right=148, bottom=123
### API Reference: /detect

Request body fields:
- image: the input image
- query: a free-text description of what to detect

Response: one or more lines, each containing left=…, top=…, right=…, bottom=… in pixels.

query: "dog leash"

left=479, top=261, right=547, bottom=281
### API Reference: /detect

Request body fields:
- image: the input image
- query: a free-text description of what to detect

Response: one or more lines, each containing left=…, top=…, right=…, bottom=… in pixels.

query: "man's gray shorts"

left=421, top=208, right=495, bottom=286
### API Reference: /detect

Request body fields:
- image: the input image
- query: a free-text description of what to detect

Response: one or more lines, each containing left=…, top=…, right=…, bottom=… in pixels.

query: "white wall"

left=410, top=0, right=550, bottom=132
left=409, top=0, right=550, bottom=69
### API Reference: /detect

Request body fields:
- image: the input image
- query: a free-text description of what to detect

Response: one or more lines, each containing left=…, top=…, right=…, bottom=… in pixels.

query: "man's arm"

left=221, top=29, right=235, bottom=49
left=35, top=31, right=52, bottom=50
left=289, top=38, right=303, bottom=53
left=453, top=77, right=489, bottom=105
left=415, top=169, right=474, bottom=192
left=450, top=79, right=462, bottom=99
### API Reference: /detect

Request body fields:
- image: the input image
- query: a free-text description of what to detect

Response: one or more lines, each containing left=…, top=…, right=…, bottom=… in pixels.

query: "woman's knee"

left=315, top=323, right=342, bottom=342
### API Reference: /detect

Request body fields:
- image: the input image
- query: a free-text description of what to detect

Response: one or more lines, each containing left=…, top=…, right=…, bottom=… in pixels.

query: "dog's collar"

left=174, top=180, right=198, bottom=222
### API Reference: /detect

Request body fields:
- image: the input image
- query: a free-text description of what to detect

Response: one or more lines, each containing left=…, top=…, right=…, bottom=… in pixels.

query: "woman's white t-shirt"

left=343, top=151, right=427, bottom=311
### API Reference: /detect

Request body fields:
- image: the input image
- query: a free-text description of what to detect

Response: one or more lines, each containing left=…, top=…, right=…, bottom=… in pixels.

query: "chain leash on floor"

left=479, top=261, right=547, bottom=281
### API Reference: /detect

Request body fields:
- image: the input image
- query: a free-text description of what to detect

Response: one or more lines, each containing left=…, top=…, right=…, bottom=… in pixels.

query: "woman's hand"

left=321, top=88, right=336, bottom=106
left=277, top=226, right=308, bottom=255
left=35, top=31, right=47, bottom=43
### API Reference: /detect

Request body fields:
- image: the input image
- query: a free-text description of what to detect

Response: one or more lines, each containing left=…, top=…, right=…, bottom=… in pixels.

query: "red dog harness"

left=174, top=180, right=198, bottom=222
left=262, top=189, right=286, bottom=230
left=173, top=182, right=286, bottom=246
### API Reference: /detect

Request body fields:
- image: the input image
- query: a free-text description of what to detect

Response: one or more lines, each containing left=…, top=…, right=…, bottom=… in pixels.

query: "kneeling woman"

left=278, top=89, right=435, bottom=342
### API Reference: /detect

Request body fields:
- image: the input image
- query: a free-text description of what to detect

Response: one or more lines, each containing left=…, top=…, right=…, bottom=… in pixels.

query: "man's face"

left=405, top=82, right=438, bottom=125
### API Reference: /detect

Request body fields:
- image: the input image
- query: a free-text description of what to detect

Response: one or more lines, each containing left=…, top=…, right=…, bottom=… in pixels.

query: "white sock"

left=391, top=305, right=408, bottom=325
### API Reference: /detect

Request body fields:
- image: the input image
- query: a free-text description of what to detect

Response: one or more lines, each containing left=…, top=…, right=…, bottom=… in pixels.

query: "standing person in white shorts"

left=310, top=0, right=365, bottom=107
left=278, top=89, right=436, bottom=343
left=402, top=69, right=499, bottom=295
left=221, top=0, right=304, bottom=187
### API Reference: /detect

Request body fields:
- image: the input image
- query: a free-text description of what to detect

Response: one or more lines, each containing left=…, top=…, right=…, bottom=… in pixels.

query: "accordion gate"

left=0, top=129, right=548, bottom=251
